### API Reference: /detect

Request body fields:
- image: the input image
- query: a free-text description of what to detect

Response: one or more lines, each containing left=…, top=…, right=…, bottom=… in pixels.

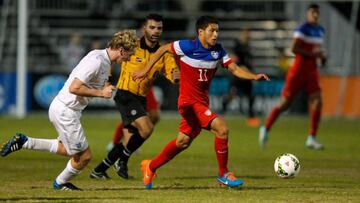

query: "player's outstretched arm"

left=69, top=78, right=115, bottom=98
left=132, top=43, right=173, bottom=80
left=228, top=62, right=269, bottom=81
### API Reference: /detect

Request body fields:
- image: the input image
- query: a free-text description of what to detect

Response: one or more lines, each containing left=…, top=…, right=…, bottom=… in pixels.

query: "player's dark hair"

left=308, top=3, right=319, bottom=10
left=145, top=13, right=163, bottom=23
left=196, top=15, right=219, bottom=34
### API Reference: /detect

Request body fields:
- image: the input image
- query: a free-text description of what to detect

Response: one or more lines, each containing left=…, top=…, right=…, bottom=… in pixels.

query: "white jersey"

left=57, top=49, right=111, bottom=111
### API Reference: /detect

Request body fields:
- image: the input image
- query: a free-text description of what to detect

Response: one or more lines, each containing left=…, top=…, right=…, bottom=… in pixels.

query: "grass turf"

left=0, top=113, right=359, bottom=202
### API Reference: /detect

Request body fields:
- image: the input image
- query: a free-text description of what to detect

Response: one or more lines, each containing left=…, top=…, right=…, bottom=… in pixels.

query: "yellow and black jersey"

left=116, top=37, right=179, bottom=97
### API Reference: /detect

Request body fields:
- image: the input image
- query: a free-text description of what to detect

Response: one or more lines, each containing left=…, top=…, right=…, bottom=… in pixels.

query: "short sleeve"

left=218, top=45, right=232, bottom=68
left=293, top=24, right=307, bottom=40
left=72, top=58, right=101, bottom=84
left=171, top=39, right=192, bottom=56
left=222, top=54, right=232, bottom=67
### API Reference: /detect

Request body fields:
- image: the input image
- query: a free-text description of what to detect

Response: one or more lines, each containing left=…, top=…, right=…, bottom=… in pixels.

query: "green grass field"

left=0, top=113, right=359, bottom=202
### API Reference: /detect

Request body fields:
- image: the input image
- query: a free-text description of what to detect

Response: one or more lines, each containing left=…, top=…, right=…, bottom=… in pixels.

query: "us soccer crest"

left=211, top=51, right=219, bottom=59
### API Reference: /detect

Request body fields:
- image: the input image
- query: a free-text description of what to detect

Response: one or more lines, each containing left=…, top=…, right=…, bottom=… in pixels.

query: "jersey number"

left=198, top=69, right=208, bottom=81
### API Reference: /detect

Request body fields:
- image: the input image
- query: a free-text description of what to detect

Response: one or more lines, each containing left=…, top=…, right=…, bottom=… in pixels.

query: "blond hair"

left=107, top=29, right=138, bottom=51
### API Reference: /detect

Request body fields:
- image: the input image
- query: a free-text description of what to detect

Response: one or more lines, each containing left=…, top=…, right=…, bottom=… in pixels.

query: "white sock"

left=55, top=160, right=81, bottom=185
left=22, top=137, right=58, bottom=153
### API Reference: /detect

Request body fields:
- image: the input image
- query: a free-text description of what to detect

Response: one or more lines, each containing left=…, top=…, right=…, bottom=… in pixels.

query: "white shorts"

left=49, top=97, right=89, bottom=156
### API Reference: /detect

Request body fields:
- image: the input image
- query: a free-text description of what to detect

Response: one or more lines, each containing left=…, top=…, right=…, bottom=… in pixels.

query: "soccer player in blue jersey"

left=259, top=4, right=326, bottom=150
left=133, top=15, right=269, bottom=189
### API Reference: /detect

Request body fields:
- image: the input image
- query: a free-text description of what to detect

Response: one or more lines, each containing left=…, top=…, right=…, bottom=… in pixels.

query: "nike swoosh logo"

left=220, top=180, right=228, bottom=185
left=123, top=150, right=130, bottom=156
left=145, top=163, right=151, bottom=178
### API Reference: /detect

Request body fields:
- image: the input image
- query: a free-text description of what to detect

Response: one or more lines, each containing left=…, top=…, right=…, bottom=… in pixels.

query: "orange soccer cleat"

left=141, top=160, right=156, bottom=189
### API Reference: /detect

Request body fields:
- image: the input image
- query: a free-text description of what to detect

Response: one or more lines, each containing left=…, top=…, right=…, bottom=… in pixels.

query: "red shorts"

left=282, top=67, right=321, bottom=99
left=146, top=87, right=159, bottom=112
left=178, top=102, right=217, bottom=139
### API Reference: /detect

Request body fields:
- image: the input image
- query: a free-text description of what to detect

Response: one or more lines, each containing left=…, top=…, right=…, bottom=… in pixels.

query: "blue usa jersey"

left=292, top=22, right=325, bottom=67
left=293, top=22, right=325, bottom=49
left=171, top=38, right=232, bottom=105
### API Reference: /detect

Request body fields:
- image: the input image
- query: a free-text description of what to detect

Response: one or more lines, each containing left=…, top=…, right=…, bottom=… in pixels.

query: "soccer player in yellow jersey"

left=90, top=14, right=179, bottom=179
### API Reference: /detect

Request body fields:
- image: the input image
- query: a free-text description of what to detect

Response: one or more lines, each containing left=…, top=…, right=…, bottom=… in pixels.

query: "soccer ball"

left=274, top=153, right=301, bottom=178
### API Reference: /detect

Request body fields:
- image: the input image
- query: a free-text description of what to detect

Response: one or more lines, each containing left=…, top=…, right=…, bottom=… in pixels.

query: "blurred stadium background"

left=0, top=0, right=359, bottom=118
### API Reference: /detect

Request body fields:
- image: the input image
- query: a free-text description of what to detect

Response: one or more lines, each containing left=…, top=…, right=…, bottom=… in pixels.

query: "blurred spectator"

left=222, top=28, right=260, bottom=127
left=89, top=1, right=108, bottom=17
left=88, top=37, right=103, bottom=51
left=60, top=33, right=85, bottom=73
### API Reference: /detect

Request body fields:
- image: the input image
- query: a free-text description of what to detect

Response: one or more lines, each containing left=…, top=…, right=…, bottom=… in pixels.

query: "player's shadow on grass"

left=169, top=175, right=270, bottom=180
left=88, top=185, right=279, bottom=191
left=91, top=185, right=238, bottom=191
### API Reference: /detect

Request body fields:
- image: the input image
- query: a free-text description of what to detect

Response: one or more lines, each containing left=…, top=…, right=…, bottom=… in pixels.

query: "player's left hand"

left=132, top=70, right=147, bottom=80
left=102, top=85, right=116, bottom=99
left=254, top=74, right=270, bottom=81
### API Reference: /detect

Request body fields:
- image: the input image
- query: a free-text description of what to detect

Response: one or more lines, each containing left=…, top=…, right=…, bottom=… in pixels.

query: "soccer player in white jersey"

left=0, top=30, right=137, bottom=190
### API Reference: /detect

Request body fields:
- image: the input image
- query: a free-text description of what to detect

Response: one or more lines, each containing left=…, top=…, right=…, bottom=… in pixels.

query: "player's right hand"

left=312, top=48, right=326, bottom=59
left=171, top=68, right=180, bottom=84
left=254, top=74, right=270, bottom=81
left=102, top=85, right=115, bottom=98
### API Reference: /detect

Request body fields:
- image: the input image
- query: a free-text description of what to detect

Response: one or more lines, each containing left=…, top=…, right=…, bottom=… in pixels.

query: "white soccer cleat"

left=305, top=135, right=324, bottom=150
left=106, top=142, right=114, bottom=152
left=259, top=126, right=268, bottom=148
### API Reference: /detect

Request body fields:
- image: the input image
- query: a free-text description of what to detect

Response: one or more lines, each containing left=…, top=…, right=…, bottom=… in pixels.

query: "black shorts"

left=114, top=90, right=147, bottom=127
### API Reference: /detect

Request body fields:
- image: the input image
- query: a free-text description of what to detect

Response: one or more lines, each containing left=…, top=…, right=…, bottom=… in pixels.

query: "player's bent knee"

left=57, top=142, right=69, bottom=156
left=218, top=126, right=229, bottom=139
left=177, top=141, right=191, bottom=149
left=176, top=137, right=192, bottom=149
left=139, top=125, right=154, bottom=139
left=78, top=148, right=92, bottom=166
left=80, top=153, right=92, bottom=168
left=151, top=115, right=160, bottom=125
left=138, top=127, right=154, bottom=139
left=279, top=100, right=291, bottom=111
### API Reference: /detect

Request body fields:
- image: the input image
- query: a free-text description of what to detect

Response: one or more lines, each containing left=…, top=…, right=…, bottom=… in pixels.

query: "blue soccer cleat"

left=259, top=126, right=269, bottom=148
left=0, top=133, right=28, bottom=157
left=217, top=172, right=244, bottom=188
left=53, top=180, right=82, bottom=191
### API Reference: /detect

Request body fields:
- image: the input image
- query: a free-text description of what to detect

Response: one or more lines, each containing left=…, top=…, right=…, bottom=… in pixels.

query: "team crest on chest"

left=211, top=51, right=219, bottom=59
left=204, top=109, right=212, bottom=116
